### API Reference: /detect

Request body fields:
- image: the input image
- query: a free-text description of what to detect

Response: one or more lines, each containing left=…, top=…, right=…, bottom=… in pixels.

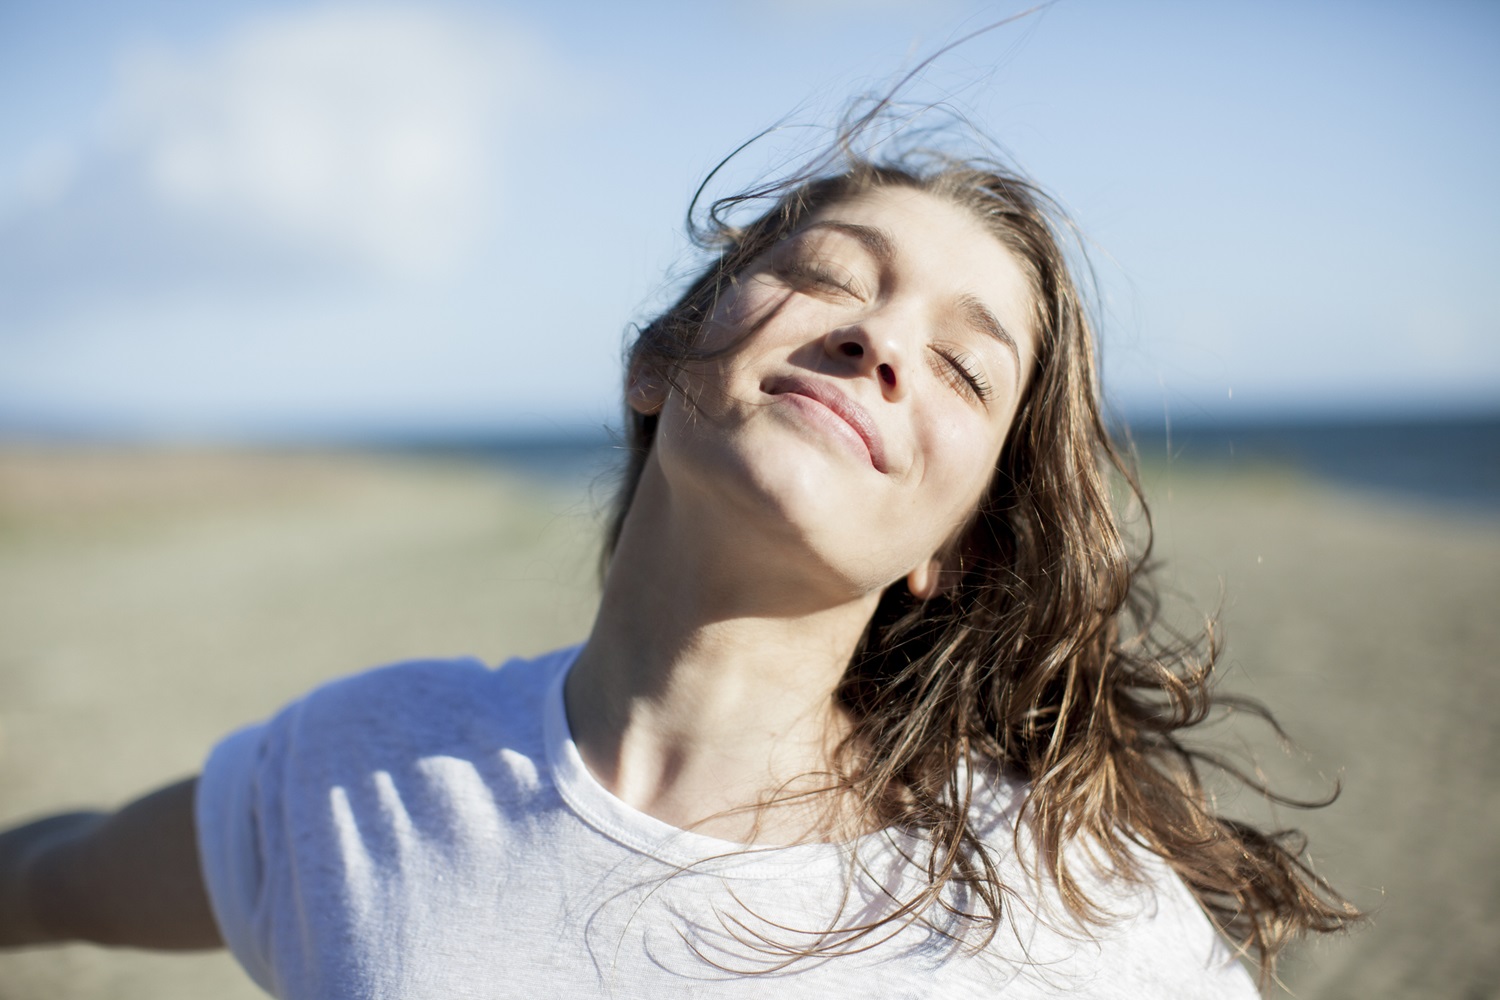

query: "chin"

left=734, top=445, right=847, bottom=534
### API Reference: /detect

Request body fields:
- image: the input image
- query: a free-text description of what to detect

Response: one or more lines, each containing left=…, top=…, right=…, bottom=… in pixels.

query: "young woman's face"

left=639, top=186, right=1040, bottom=601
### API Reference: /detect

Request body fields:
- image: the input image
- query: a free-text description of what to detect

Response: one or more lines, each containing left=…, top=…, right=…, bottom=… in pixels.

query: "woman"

left=0, top=137, right=1354, bottom=994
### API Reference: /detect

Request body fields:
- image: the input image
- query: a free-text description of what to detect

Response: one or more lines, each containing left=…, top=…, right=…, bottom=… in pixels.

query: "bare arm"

left=0, top=778, right=222, bottom=950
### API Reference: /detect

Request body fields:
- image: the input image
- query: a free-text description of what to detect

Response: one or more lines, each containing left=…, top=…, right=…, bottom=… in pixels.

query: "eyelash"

left=932, top=348, right=993, bottom=403
left=780, top=259, right=860, bottom=297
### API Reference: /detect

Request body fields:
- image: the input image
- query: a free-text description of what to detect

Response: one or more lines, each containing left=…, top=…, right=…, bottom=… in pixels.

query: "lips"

left=766, top=375, right=889, bottom=473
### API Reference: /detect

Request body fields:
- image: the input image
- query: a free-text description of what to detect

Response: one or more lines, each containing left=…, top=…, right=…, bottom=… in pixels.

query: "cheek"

left=920, top=417, right=1006, bottom=525
left=701, top=274, right=802, bottom=357
left=666, top=357, right=741, bottom=422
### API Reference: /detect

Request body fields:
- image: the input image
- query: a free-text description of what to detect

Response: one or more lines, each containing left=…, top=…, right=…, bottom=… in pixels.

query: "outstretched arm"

left=0, top=778, right=222, bottom=949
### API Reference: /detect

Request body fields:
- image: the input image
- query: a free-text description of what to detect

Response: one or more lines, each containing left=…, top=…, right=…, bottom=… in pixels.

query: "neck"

left=565, top=459, right=882, bottom=845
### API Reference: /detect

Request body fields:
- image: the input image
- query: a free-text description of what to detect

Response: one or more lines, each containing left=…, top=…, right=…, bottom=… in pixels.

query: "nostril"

left=839, top=342, right=864, bottom=358
left=878, top=363, right=896, bottom=387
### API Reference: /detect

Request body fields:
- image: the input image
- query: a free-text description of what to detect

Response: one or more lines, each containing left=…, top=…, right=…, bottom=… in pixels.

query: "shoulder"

left=194, top=645, right=581, bottom=992
left=1069, top=844, right=1257, bottom=998
left=201, top=645, right=579, bottom=804
left=270, top=645, right=574, bottom=755
left=961, top=773, right=1258, bottom=998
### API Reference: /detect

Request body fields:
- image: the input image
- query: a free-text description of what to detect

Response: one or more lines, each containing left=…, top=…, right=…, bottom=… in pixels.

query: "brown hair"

left=605, top=127, right=1356, bottom=983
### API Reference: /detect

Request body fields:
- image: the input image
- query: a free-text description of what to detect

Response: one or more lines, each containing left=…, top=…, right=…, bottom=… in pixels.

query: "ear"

left=627, top=362, right=668, bottom=416
left=905, top=556, right=951, bottom=601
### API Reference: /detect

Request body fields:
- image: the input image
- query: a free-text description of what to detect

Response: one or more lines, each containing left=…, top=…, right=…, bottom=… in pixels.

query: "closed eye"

left=930, top=346, right=993, bottom=403
left=780, top=259, right=862, bottom=297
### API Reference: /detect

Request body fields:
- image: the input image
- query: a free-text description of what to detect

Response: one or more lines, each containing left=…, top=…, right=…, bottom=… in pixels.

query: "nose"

left=825, top=324, right=907, bottom=400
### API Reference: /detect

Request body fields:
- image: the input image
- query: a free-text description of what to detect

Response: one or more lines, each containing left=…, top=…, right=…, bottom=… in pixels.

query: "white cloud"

left=102, top=5, right=541, bottom=279
left=0, top=4, right=630, bottom=436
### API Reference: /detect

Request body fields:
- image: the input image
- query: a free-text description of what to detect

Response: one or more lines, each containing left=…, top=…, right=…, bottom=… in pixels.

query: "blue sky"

left=1, top=0, right=1496, bottom=440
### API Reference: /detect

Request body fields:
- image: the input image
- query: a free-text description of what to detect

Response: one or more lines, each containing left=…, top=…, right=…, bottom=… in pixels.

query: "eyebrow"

left=803, top=220, right=1022, bottom=371
left=955, top=293, right=1021, bottom=371
left=801, top=221, right=895, bottom=264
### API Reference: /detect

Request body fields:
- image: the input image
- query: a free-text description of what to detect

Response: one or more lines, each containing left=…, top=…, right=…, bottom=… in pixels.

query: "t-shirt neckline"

left=542, top=644, right=888, bottom=879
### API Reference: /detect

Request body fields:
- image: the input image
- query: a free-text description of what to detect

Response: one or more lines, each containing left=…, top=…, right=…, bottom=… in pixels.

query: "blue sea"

left=419, top=414, right=1500, bottom=518
left=1125, top=414, right=1500, bottom=516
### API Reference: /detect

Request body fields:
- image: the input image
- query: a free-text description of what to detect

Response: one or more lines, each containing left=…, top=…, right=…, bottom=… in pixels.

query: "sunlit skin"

left=565, top=187, right=1041, bottom=844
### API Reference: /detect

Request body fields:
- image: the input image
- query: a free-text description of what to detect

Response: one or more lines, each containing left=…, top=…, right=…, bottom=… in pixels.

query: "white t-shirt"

left=196, top=646, right=1258, bottom=998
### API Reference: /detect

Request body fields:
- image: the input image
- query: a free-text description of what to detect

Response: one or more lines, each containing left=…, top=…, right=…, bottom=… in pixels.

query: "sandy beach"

left=1, top=447, right=1496, bottom=998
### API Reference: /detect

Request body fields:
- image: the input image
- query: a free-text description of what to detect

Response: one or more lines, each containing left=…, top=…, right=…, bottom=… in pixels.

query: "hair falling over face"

left=603, top=85, right=1360, bottom=988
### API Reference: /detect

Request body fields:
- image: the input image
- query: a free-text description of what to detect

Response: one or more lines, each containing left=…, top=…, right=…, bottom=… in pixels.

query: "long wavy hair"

left=603, top=127, right=1357, bottom=982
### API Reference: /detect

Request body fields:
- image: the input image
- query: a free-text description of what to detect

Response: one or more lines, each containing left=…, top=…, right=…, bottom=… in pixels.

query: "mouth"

left=765, top=374, right=889, bottom=473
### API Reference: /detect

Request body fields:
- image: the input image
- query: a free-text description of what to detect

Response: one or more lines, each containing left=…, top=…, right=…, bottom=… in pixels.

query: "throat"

left=564, top=628, right=867, bottom=846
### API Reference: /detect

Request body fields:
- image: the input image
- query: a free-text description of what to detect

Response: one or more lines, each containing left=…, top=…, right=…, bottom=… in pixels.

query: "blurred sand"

left=1, top=447, right=1496, bottom=998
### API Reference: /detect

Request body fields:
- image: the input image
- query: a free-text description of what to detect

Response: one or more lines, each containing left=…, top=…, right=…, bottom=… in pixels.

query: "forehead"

left=793, top=186, right=1038, bottom=353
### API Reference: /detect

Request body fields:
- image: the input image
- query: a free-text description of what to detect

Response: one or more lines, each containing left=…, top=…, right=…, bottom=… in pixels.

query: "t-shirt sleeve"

left=196, top=719, right=279, bottom=995
left=192, top=656, right=508, bottom=997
